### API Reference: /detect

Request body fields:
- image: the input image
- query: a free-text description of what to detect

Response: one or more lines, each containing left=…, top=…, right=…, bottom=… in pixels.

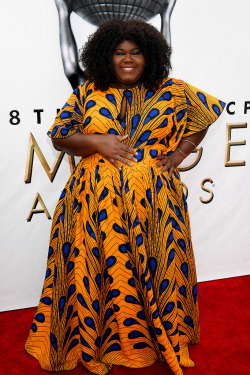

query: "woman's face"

left=112, top=40, right=146, bottom=88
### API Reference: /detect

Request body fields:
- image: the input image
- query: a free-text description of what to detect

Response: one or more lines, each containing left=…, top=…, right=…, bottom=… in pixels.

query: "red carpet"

left=0, top=275, right=249, bottom=375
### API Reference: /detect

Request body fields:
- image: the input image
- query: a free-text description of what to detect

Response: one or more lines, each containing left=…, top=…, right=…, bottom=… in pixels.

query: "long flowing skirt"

left=25, top=151, right=199, bottom=375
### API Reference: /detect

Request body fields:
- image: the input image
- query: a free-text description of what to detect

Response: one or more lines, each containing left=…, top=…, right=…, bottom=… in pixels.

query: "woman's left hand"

left=156, top=154, right=177, bottom=178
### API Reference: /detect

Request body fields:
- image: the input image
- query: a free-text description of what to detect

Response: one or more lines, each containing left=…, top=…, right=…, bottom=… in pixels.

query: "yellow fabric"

left=25, top=78, right=225, bottom=375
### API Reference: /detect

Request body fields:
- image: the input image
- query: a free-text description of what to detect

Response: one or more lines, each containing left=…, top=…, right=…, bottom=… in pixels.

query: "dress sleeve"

left=47, top=84, right=86, bottom=139
left=181, top=81, right=226, bottom=137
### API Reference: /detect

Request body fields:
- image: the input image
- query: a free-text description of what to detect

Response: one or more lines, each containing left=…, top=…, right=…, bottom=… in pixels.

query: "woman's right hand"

left=96, top=134, right=138, bottom=170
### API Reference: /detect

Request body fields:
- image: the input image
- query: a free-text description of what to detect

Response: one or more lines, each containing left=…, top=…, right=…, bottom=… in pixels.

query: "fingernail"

left=133, top=158, right=137, bottom=162
left=129, top=162, right=132, bottom=166
left=135, top=152, right=138, bottom=156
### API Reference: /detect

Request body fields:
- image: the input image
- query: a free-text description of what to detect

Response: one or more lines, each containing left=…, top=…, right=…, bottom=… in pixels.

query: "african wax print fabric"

left=25, top=78, right=225, bottom=375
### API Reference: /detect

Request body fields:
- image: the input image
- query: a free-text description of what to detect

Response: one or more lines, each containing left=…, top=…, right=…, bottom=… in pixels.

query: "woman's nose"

left=124, top=53, right=133, bottom=62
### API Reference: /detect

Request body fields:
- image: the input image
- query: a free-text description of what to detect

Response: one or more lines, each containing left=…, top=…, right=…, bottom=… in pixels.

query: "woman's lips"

left=120, top=67, right=136, bottom=72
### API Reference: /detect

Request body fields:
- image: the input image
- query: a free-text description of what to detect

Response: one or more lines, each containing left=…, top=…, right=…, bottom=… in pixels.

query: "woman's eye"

left=114, top=51, right=141, bottom=56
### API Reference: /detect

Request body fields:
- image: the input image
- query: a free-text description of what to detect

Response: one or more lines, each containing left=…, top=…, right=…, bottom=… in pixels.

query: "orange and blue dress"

left=25, top=77, right=225, bottom=375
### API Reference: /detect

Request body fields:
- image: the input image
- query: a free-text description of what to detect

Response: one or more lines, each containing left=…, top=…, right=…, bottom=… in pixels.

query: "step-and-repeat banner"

left=0, top=0, right=249, bottom=311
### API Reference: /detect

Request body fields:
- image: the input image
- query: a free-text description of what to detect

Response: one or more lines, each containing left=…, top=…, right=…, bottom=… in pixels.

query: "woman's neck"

left=109, top=80, right=141, bottom=89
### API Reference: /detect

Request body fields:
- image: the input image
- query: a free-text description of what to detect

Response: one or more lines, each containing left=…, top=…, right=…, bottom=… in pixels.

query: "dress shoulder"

left=47, top=80, right=94, bottom=139
left=165, top=78, right=226, bottom=136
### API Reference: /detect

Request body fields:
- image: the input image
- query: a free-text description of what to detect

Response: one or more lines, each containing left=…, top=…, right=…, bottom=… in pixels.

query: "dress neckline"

left=107, top=83, right=145, bottom=96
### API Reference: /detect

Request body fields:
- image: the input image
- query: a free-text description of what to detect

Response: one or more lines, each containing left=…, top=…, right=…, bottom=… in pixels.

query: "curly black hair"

left=79, top=19, right=172, bottom=91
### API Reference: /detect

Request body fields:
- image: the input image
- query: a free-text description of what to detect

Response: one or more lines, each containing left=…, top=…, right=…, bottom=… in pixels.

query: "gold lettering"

left=225, top=122, right=247, bottom=167
left=24, top=132, right=76, bottom=183
left=200, top=178, right=214, bottom=204
left=68, top=154, right=76, bottom=173
left=26, top=193, right=51, bottom=221
left=179, top=147, right=203, bottom=172
left=180, top=181, right=188, bottom=199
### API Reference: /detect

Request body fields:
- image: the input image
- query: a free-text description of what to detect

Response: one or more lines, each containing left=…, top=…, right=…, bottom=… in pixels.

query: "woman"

left=25, top=19, right=225, bottom=375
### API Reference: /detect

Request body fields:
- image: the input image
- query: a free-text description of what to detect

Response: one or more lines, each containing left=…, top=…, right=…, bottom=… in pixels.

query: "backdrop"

left=0, top=0, right=249, bottom=312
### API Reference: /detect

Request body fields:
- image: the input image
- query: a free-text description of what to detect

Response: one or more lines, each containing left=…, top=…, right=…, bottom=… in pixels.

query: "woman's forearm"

left=170, top=129, right=208, bottom=167
left=51, top=133, right=137, bottom=168
left=52, top=133, right=100, bottom=157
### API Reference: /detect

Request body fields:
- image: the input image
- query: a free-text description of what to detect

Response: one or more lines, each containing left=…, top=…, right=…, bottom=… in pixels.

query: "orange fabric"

left=25, top=78, right=225, bottom=374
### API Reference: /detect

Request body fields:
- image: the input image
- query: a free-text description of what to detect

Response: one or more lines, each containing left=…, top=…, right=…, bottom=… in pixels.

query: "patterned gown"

left=25, top=78, right=225, bottom=375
